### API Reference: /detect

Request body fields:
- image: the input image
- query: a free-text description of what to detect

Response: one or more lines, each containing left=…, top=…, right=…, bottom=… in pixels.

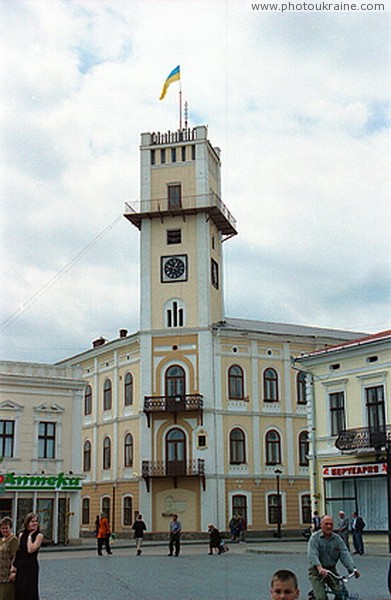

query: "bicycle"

left=308, top=570, right=359, bottom=600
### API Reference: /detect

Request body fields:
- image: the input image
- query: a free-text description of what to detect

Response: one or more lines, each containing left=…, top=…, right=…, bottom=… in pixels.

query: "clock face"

left=161, top=255, right=188, bottom=282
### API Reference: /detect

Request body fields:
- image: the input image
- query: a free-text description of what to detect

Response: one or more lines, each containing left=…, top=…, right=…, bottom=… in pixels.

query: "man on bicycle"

left=308, top=515, right=360, bottom=599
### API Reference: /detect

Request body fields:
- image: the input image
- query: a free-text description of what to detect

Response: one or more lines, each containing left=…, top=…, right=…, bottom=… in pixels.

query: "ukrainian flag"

left=159, top=65, right=180, bottom=100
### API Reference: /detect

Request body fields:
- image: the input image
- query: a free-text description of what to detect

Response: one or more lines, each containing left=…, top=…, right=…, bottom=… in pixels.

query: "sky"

left=1, top=0, right=390, bottom=364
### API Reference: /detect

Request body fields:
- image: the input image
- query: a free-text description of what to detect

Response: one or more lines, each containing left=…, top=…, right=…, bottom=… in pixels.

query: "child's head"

left=270, top=570, right=299, bottom=600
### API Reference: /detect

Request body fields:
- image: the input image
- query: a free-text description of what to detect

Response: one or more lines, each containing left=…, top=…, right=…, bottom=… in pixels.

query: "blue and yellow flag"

left=159, top=65, right=180, bottom=100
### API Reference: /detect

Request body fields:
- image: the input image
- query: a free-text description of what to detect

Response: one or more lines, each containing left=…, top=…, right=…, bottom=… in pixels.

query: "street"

left=38, top=542, right=390, bottom=600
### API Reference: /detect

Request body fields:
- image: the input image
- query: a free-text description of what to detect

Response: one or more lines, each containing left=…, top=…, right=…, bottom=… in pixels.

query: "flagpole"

left=179, top=83, right=182, bottom=131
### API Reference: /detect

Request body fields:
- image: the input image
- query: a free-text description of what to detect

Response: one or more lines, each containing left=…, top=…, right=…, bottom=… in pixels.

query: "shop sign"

left=3, top=472, right=82, bottom=491
left=323, top=463, right=387, bottom=478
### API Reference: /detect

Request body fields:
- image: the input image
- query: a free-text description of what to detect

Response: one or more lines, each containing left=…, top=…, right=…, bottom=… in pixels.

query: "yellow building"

left=295, top=330, right=390, bottom=536
left=60, top=125, right=363, bottom=537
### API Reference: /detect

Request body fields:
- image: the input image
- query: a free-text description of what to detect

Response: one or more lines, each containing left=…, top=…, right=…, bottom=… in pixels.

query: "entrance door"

left=166, top=428, right=186, bottom=476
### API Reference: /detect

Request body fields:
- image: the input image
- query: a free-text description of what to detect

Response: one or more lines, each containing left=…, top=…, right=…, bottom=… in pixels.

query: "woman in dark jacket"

left=208, top=524, right=224, bottom=555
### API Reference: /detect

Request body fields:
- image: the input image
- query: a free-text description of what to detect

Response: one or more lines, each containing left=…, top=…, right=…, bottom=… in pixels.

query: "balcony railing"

left=335, top=425, right=391, bottom=452
left=124, top=192, right=237, bottom=237
left=142, top=459, right=205, bottom=491
left=144, top=394, right=203, bottom=426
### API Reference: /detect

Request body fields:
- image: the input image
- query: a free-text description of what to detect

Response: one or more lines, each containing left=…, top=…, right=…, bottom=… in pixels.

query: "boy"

left=270, top=570, right=300, bottom=600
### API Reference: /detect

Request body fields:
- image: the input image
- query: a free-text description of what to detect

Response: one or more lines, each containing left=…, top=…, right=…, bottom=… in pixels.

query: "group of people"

left=0, top=512, right=43, bottom=600
left=228, top=514, right=246, bottom=542
left=313, top=509, right=366, bottom=556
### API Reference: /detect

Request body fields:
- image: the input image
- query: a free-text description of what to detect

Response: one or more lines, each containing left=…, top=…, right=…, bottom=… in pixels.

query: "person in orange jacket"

left=97, top=513, right=112, bottom=556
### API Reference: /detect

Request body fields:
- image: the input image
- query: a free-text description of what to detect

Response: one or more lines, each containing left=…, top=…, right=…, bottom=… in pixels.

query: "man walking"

left=351, top=511, right=365, bottom=555
left=132, top=513, right=147, bottom=556
left=308, top=515, right=360, bottom=599
left=168, top=514, right=182, bottom=556
left=336, top=510, right=350, bottom=549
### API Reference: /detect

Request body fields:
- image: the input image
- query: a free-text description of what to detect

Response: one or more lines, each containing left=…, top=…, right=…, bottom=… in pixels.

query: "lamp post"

left=274, top=468, right=282, bottom=538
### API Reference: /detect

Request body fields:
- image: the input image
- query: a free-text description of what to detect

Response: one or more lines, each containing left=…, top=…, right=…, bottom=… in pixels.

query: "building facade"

left=60, top=125, right=364, bottom=537
left=0, top=361, right=84, bottom=544
left=295, top=330, right=390, bottom=535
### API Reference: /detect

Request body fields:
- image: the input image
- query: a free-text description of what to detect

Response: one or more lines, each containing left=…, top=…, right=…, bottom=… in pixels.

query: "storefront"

left=323, top=462, right=387, bottom=532
left=0, top=472, right=82, bottom=544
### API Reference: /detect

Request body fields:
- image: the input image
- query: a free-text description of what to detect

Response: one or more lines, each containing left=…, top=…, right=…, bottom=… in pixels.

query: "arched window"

left=103, top=379, right=112, bottom=411
left=124, top=373, right=133, bottom=406
left=301, top=494, right=311, bottom=524
left=165, top=299, right=185, bottom=328
left=103, top=436, right=111, bottom=470
left=123, top=496, right=133, bottom=526
left=84, top=385, right=92, bottom=415
left=228, top=365, right=244, bottom=400
left=166, top=428, right=186, bottom=475
left=232, top=494, right=247, bottom=524
left=299, top=430, right=309, bottom=466
left=229, top=428, right=246, bottom=464
left=82, top=497, right=90, bottom=525
left=102, top=496, right=110, bottom=520
left=165, top=365, right=185, bottom=397
left=267, top=494, right=280, bottom=524
left=266, top=429, right=281, bottom=465
left=297, top=371, right=307, bottom=405
left=83, top=440, right=91, bottom=472
left=263, top=368, right=279, bottom=402
left=124, top=433, right=133, bottom=468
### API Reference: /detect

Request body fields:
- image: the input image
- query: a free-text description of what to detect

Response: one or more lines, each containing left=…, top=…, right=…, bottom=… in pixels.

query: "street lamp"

left=274, top=468, right=283, bottom=538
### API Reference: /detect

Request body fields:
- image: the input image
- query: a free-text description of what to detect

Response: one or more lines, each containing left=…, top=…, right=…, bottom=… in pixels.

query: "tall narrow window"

left=84, top=385, right=92, bottom=415
left=103, top=436, right=111, bottom=470
left=82, top=498, right=90, bottom=525
left=166, top=428, right=186, bottom=476
left=168, top=184, right=181, bottom=209
left=297, top=372, right=306, bottom=405
left=191, top=145, right=196, bottom=160
left=124, top=373, right=133, bottom=406
left=264, top=368, right=279, bottom=402
left=229, top=428, right=246, bottom=464
left=298, top=431, right=309, bottom=466
left=268, top=494, right=280, bottom=524
left=38, top=422, right=56, bottom=459
left=124, top=433, right=133, bottom=468
left=171, top=148, right=176, bottom=163
left=83, top=440, right=92, bottom=472
left=102, top=497, right=110, bottom=520
left=181, top=146, right=186, bottom=161
left=165, top=365, right=185, bottom=397
left=228, top=365, right=244, bottom=399
left=166, top=300, right=185, bottom=328
left=232, top=495, right=247, bottom=524
left=123, top=496, right=133, bottom=526
left=366, top=385, right=386, bottom=447
left=301, top=494, right=311, bottom=524
left=266, top=430, right=281, bottom=465
left=0, top=420, right=15, bottom=457
left=103, top=379, right=112, bottom=411
left=161, top=149, right=166, bottom=164
left=329, top=392, right=345, bottom=436
left=151, top=149, right=155, bottom=165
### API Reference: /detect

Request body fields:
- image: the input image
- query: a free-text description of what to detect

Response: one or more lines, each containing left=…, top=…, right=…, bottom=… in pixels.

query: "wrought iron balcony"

left=142, top=459, right=205, bottom=492
left=335, top=425, right=391, bottom=452
left=143, top=394, right=203, bottom=426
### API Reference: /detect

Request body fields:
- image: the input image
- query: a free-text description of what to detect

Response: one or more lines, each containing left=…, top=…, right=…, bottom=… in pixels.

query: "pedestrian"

left=97, top=513, right=112, bottom=556
left=13, top=512, right=44, bottom=600
left=132, top=514, right=146, bottom=556
left=308, top=515, right=360, bottom=600
left=270, top=569, right=300, bottom=600
left=0, top=516, right=19, bottom=599
left=351, top=511, right=365, bottom=555
left=237, top=514, right=247, bottom=542
left=168, top=514, right=181, bottom=557
left=229, top=515, right=239, bottom=542
left=207, top=524, right=223, bottom=555
left=336, top=510, right=349, bottom=549
left=312, top=511, right=321, bottom=532
left=93, top=515, right=100, bottom=538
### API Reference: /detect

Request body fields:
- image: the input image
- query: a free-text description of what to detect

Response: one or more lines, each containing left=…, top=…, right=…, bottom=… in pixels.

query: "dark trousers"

left=352, top=530, right=364, bottom=554
left=97, top=534, right=111, bottom=555
left=169, top=533, right=180, bottom=556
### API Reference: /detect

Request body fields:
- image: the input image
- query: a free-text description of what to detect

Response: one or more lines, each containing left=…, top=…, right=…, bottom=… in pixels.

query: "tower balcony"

left=143, top=394, right=203, bottom=427
left=124, top=192, right=237, bottom=237
left=335, top=425, right=391, bottom=453
left=142, top=459, right=206, bottom=492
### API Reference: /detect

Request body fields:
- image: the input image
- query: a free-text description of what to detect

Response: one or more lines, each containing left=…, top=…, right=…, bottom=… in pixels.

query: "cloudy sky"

left=1, top=0, right=390, bottom=364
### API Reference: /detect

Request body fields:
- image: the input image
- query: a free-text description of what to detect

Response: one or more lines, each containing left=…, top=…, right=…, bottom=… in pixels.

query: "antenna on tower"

left=184, top=101, right=188, bottom=130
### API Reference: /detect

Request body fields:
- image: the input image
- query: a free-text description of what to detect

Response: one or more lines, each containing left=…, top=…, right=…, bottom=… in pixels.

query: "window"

left=0, top=420, right=14, bottom=457
left=123, top=496, right=133, bottom=526
left=329, top=392, right=345, bottom=436
left=267, top=494, right=280, bottom=524
left=103, top=379, right=112, bottom=411
left=171, top=148, right=176, bottom=163
left=181, top=146, right=186, bottom=161
left=168, top=184, right=181, bottom=209
left=191, top=145, right=196, bottom=160
left=165, top=365, right=185, bottom=397
left=103, top=436, right=111, bottom=470
left=366, top=385, right=385, bottom=430
left=83, top=440, right=92, bottom=472
left=124, top=433, right=133, bottom=468
left=228, top=365, right=244, bottom=399
left=198, top=434, right=206, bottom=448
left=38, top=422, right=55, bottom=459
left=102, top=497, right=110, bottom=520
left=166, top=428, right=186, bottom=475
left=161, top=149, right=166, bottom=164
left=124, top=373, right=133, bottom=406
left=151, top=149, right=155, bottom=165
left=298, top=431, right=309, bottom=466
left=229, top=428, right=246, bottom=464
left=166, top=300, right=184, bottom=328
left=232, top=494, right=247, bottom=524
left=297, top=372, right=306, bottom=405
left=264, top=368, right=279, bottom=402
left=301, top=494, right=311, bottom=524
left=167, top=229, right=182, bottom=244
left=82, top=498, right=90, bottom=525
left=266, top=430, right=281, bottom=465
left=84, top=385, right=92, bottom=416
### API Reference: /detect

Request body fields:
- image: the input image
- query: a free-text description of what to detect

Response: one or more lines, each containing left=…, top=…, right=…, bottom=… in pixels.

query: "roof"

left=297, top=329, right=391, bottom=359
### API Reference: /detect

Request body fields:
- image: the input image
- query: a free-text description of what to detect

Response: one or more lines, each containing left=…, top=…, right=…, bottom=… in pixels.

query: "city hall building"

left=59, top=125, right=363, bottom=537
